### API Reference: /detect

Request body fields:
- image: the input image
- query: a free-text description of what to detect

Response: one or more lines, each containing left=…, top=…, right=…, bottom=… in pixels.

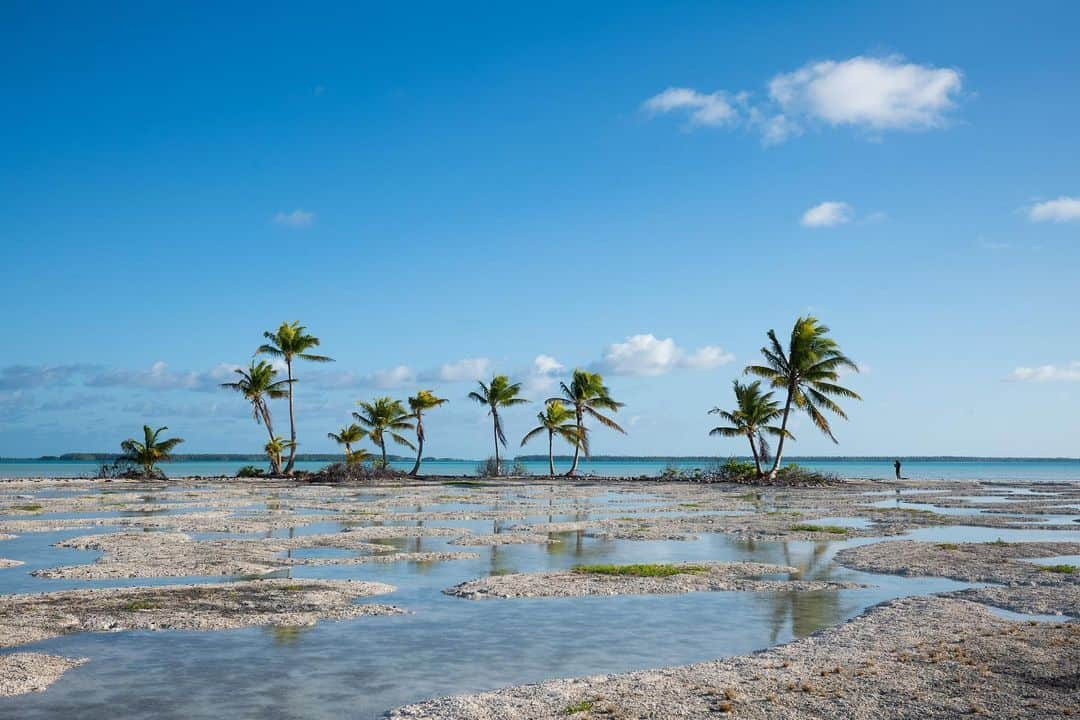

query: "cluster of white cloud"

left=273, top=209, right=315, bottom=228
left=801, top=201, right=854, bottom=228
left=1027, top=196, right=1080, bottom=223
left=597, top=334, right=734, bottom=377
left=1007, top=362, right=1080, bottom=382
left=643, top=55, right=963, bottom=145
left=86, top=361, right=238, bottom=392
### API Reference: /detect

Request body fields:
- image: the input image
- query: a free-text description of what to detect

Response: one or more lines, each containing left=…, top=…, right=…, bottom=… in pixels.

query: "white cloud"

left=86, top=361, right=238, bottom=392
left=523, top=354, right=566, bottom=395
left=370, top=365, right=416, bottom=389
left=598, top=334, right=734, bottom=376
left=642, top=87, right=738, bottom=127
left=1028, top=196, right=1080, bottom=223
left=426, top=358, right=491, bottom=383
left=643, top=55, right=962, bottom=144
left=273, top=209, right=315, bottom=228
left=1007, top=362, right=1080, bottom=382
left=769, top=56, right=962, bottom=130
left=801, top=201, right=854, bottom=228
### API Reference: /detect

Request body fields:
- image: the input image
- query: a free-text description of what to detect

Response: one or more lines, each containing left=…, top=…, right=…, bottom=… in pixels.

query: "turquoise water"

left=3, top=457, right=1079, bottom=481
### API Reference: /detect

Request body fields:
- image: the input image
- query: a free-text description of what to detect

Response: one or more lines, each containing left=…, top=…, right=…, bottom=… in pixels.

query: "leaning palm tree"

left=221, top=360, right=291, bottom=475
left=745, top=316, right=861, bottom=478
left=521, top=401, right=580, bottom=476
left=327, top=424, right=367, bottom=462
left=257, top=321, right=333, bottom=474
left=407, top=390, right=448, bottom=476
left=353, top=397, right=416, bottom=469
left=548, top=369, right=625, bottom=476
left=709, top=380, right=792, bottom=478
left=264, top=435, right=295, bottom=474
left=468, top=375, right=528, bottom=475
left=120, top=425, right=184, bottom=478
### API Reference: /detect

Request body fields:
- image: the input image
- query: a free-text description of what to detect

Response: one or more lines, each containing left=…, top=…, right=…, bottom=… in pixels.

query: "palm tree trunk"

left=548, top=431, right=554, bottom=476
left=284, top=358, right=297, bottom=474
left=380, top=439, right=388, bottom=469
left=747, top=432, right=762, bottom=476
left=492, top=410, right=501, bottom=475
left=410, top=416, right=424, bottom=476
left=566, top=408, right=582, bottom=476
left=769, top=383, right=796, bottom=479
left=260, top=405, right=281, bottom=475
left=345, top=442, right=352, bottom=462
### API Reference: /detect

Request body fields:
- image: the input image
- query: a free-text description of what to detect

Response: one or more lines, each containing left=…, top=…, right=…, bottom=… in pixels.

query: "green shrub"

left=789, top=523, right=848, bottom=534
left=1040, top=564, right=1076, bottom=574
left=236, top=465, right=265, bottom=478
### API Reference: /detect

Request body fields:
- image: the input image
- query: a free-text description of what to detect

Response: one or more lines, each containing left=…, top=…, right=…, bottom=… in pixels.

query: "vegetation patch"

left=789, top=523, right=848, bottom=534
left=124, top=600, right=159, bottom=611
left=935, top=543, right=960, bottom=550
left=1039, top=564, right=1076, bottom=574
left=12, top=504, right=43, bottom=513
left=572, top=563, right=706, bottom=578
left=563, top=699, right=596, bottom=715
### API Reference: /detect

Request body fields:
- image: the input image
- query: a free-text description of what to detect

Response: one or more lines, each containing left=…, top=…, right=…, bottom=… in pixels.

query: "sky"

left=2, top=1, right=1078, bottom=458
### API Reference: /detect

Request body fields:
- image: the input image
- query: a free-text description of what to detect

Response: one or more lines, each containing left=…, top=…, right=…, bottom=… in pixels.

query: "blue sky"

left=2, top=1, right=1078, bottom=458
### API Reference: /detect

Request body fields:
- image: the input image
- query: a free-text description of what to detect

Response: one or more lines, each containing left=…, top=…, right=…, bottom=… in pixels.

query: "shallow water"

left=1, top=482, right=1078, bottom=719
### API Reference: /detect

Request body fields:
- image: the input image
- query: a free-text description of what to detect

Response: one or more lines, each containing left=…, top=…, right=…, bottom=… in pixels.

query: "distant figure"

left=894, top=459, right=902, bottom=480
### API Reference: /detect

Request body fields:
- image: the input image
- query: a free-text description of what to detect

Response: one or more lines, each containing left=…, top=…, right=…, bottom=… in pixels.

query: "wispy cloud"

left=1006, top=362, right=1080, bottom=382
left=801, top=201, right=854, bottom=228
left=422, top=358, right=492, bottom=383
left=643, top=55, right=963, bottom=145
left=273, top=209, right=315, bottom=228
left=1027, top=196, right=1080, bottom=223
left=641, top=88, right=739, bottom=128
left=0, top=364, right=97, bottom=390
left=596, top=334, right=733, bottom=377
left=85, top=361, right=238, bottom=392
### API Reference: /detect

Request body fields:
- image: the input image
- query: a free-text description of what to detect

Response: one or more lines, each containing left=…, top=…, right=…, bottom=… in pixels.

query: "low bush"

left=305, top=462, right=405, bottom=483
left=475, top=458, right=529, bottom=478
left=235, top=465, right=265, bottom=478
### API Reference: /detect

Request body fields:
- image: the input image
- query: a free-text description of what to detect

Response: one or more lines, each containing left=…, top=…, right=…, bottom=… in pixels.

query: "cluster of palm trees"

left=709, top=316, right=860, bottom=479
left=217, top=322, right=628, bottom=477
left=209, top=315, right=859, bottom=480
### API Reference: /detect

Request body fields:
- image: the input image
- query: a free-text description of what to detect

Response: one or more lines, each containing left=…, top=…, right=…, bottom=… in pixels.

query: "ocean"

left=2, top=457, right=1079, bottom=481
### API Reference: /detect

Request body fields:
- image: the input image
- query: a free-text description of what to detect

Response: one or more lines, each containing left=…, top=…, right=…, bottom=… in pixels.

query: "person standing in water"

left=894, top=459, right=902, bottom=480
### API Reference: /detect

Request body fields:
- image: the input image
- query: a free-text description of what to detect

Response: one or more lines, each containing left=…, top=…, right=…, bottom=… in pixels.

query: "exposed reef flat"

left=0, top=579, right=402, bottom=648
left=390, top=596, right=1079, bottom=719
left=444, top=562, right=865, bottom=600
left=0, top=653, right=87, bottom=697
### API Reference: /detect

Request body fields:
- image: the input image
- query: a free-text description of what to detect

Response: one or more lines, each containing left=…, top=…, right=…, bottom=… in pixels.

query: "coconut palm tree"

left=264, top=435, right=294, bottom=473
left=221, top=360, right=291, bottom=474
left=548, top=369, right=625, bottom=476
left=120, top=425, right=184, bottom=478
left=327, top=424, right=367, bottom=462
left=708, top=380, right=792, bottom=478
left=345, top=447, right=372, bottom=465
left=257, top=321, right=333, bottom=474
left=521, top=401, right=579, bottom=476
left=745, top=316, right=861, bottom=478
left=353, top=397, right=416, bottom=469
left=468, top=375, right=528, bottom=475
left=407, top=390, right=448, bottom=476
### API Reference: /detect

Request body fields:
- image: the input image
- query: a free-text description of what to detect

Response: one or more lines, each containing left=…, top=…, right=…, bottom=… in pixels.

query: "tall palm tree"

left=257, top=321, right=333, bottom=474
left=353, top=397, right=416, bottom=469
left=327, top=424, right=367, bottom=462
left=708, top=380, right=792, bottom=477
left=407, top=390, right=448, bottom=476
left=548, top=369, right=625, bottom=476
left=120, top=425, right=184, bottom=478
left=221, top=360, right=291, bottom=475
left=521, top=401, right=579, bottom=476
left=745, top=316, right=861, bottom=478
left=468, top=375, right=528, bottom=475
left=264, top=435, right=294, bottom=474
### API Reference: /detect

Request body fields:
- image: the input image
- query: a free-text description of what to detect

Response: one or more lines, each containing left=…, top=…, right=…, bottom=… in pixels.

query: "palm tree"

left=257, top=321, right=333, bottom=474
left=708, top=380, right=792, bottom=477
left=745, top=316, right=861, bottom=478
left=468, top=375, right=528, bottom=475
left=407, top=390, right=448, bottom=476
left=521, top=401, right=579, bottom=476
left=353, top=397, right=416, bottom=469
left=264, top=435, right=295, bottom=473
left=120, top=425, right=184, bottom=478
left=548, top=369, right=625, bottom=476
left=327, top=424, right=367, bottom=462
left=345, top=447, right=372, bottom=465
left=221, top=360, right=291, bottom=475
